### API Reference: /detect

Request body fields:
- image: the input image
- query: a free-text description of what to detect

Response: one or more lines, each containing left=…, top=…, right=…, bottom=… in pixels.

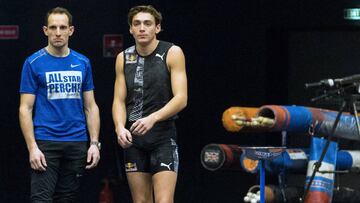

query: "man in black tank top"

left=112, top=5, right=187, bottom=203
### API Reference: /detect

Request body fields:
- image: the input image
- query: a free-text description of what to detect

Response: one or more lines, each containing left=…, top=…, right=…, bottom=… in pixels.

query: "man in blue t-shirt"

left=19, top=7, right=100, bottom=202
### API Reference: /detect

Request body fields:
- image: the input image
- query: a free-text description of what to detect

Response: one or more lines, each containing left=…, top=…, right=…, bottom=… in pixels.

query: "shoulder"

left=70, top=49, right=90, bottom=64
left=167, top=45, right=185, bottom=61
left=168, top=45, right=183, bottom=54
left=116, top=51, right=124, bottom=62
left=158, top=40, right=183, bottom=54
left=124, top=45, right=136, bottom=54
left=159, top=40, right=173, bottom=47
left=166, top=44, right=185, bottom=69
left=115, top=51, right=125, bottom=72
left=121, top=45, right=138, bottom=65
left=26, top=48, right=47, bottom=64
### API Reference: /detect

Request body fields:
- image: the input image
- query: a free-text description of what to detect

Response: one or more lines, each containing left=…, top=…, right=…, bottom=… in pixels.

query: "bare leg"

left=127, top=172, right=153, bottom=203
left=153, top=171, right=177, bottom=203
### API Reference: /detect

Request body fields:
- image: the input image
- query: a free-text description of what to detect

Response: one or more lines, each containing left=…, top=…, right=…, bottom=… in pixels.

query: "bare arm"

left=19, top=93, right=47, bottom=171
left=83, top=90, right=100, bottom=143
left=112, top=52, right=133, bottom=148
left=83, top=90, right=100, bottom=169
left=130, top=45, right=188, bottom=135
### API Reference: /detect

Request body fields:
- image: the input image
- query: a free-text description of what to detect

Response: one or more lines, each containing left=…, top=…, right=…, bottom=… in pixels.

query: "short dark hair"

left=45, top=7, right=73, bottom=26
left=128, top=5, right=162, bottom=26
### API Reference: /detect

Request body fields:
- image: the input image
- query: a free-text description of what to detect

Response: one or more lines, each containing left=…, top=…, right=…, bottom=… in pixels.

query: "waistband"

left=126, top=119, right=175, bottom=130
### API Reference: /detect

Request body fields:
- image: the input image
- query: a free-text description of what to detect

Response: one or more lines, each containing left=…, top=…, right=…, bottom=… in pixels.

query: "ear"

left=129, top=26, right=133, bottom=34
left=155, top=24, right=161, bottom=34
left=43, top=26, right=48, bottom=36
left=69, top=26, right=74, bottom=36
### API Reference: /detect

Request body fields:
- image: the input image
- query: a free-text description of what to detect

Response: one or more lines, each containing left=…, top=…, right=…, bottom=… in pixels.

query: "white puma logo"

left=155, top=52, right=165, bottom=61
left=160, top=162, right=172, bottom=170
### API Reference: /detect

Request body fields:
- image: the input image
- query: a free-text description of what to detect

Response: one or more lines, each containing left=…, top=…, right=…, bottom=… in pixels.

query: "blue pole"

left=260, top=160, right=265, bottom=203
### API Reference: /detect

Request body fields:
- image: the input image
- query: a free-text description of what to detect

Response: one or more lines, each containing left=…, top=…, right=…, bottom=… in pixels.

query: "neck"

left=45, top=45, right=69, bottom=57
left=136, top=39, right=159, bottom=56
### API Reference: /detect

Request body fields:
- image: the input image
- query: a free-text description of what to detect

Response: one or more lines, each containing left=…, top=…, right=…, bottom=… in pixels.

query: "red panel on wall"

left=0, top=25, right=19, bottom=39
left=103, top=34, right=123, bottom=58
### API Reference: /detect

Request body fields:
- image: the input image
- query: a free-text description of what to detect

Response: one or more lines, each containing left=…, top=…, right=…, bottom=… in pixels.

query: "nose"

left=56, top=27, right=61, bottom=35
left=139, top=23, right=145, bottom=31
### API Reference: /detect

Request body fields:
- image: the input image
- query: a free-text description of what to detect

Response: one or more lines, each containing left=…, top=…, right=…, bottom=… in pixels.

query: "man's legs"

left=153, top=171, right=177, bottom=203
left=151, top=139, right=179, bottom=203
left=127, top=172, right=154, bottom=203
left=31, top=141, right=61, bottom=203
left=53, top=142, right=87, bottom=203
left=124, top=145, right=153, bottom=203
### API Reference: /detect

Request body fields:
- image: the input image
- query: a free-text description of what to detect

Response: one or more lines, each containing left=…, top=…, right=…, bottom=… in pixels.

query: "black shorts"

left=127, top=120, right=177, bottom=148
left=123, top=122, right=179, bottom=174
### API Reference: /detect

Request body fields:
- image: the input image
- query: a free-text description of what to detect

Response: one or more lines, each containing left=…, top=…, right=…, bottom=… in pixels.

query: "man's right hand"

left=116, top=127, right=133, bottom=148
left=29, top=148, right=47, bottom=171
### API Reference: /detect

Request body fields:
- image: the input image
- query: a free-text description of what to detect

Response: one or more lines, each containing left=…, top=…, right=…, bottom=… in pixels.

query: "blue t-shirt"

left=19, top=48, right=94, bottom=141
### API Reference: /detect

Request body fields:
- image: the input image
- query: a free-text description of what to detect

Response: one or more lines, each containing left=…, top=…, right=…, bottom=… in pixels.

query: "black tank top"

left=124, top=40, right=176, bottom=122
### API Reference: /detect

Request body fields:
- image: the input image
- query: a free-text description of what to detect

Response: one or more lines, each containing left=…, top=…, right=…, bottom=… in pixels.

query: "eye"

left=132, top=21, right=140, bottom=26
left=144, top=21, right=153, bottom=26
left=60, top=25, right=68, bottom=30
left=48, top=25, right=57, bottom=30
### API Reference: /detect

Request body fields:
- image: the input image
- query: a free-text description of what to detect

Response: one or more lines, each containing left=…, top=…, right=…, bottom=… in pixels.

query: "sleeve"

left=19, top=60, right=38, bottom=94
left=82, top=59, right=95, bottom=91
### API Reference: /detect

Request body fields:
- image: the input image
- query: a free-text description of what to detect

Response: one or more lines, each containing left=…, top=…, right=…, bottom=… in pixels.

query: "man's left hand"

left=86, top=145, right=100, bottom=169
left=130, top=115, right=156, bottom=136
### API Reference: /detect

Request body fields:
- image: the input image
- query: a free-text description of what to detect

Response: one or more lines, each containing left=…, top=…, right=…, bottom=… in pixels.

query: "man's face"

left=130, top=12, right=160, bottom=44
left=43, top=13, right=74, bottom=49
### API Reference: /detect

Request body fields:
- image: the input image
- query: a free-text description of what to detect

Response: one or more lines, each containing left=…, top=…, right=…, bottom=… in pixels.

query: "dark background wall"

left=1, top=0, right=360, bottom=202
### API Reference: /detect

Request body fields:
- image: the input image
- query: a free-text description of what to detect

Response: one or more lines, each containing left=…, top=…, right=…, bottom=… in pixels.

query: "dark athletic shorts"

left=123, top=121, right=179, bottom=174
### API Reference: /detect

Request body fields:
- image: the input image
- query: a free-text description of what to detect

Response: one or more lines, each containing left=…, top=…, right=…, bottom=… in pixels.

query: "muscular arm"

left=19, top=94, right=37, bottom=151
left=130, top=45, right=188, bottom=135
left=152, top=45, right=188, bottom=121
left=19, top=93, right=47, bottom=171
left=112, top=52, right=133, bottom=148
left=83, top=90, right=100, bottom=169
left=83, top=90, right=100, bottom=143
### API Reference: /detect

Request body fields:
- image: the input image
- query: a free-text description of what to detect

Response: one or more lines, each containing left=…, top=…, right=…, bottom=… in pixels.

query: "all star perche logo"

left=46, top=71, right=82, bottom=100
